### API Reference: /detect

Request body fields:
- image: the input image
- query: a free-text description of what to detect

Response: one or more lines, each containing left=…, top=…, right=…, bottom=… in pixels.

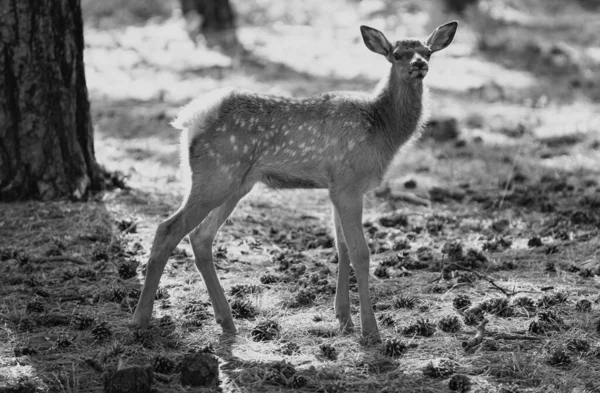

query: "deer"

left=131, top=21, right=458, bottom=342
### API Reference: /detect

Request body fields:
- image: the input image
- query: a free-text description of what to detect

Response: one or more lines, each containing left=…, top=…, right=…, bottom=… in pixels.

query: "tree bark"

left=180, top=0, right=238, bottom=49
left=181, top=0, right=236, bottom=32
left=0, top=0, right=103, bottom=201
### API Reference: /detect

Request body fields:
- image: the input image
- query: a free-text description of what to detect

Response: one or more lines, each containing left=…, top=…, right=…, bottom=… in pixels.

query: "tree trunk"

left=0, top=0, right=103, bottom=201
left=181, top=0, right=238, bottom=49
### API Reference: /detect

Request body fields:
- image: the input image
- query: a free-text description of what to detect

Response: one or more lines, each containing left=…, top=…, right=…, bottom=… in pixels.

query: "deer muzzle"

left=409, top=62, right=428, bottom=79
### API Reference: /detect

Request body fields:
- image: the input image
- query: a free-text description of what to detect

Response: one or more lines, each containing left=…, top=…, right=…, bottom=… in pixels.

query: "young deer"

left=131, top=21, right=458, bottom=342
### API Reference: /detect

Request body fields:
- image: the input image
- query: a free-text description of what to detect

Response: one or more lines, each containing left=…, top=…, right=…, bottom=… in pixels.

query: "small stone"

left=179, top=352, right=219, bottom=388
left=424, top=116, right=460, bottom=142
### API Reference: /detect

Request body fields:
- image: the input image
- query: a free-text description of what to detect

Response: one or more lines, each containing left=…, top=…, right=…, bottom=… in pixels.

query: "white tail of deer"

left=132, top=21, right=458, bottom=342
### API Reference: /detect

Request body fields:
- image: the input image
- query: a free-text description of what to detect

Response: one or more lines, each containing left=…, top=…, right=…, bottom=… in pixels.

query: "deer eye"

left=393, top=52, right=403, bottom=61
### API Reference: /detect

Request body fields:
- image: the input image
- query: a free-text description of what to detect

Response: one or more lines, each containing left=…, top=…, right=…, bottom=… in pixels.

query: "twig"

left=435, top=264, right=542, bottom=298
left=390, top=191, right=431, bottom=207
left=462, top=319, right=489, bottom=350
left=57, top=295, right=88, bottom=302
left=154, top=373, right=171, bottom=383
left=122, top=220, right=140, bottom=234
left=30, top=255, right=87, bottom=265
left=214, top=263, right=230, bottom=272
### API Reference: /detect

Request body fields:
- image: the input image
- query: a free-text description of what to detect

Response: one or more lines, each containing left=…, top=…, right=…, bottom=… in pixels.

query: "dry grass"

left=2, top=0, right=600, bottom=392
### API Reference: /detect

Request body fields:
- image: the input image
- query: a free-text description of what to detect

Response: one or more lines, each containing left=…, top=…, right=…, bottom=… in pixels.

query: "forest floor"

left=1, top=0, right=600, bottom=392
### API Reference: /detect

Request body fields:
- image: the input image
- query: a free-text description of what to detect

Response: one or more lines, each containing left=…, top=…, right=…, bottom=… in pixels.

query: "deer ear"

left=426, top=21, right=458, bottom=52
left=360, top=25, right=392, bottom=56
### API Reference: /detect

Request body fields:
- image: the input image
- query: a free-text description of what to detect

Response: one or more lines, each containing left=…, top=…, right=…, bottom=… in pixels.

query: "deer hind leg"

left=330, top=191, right=380, bottom=342
left=131, top=172, right=240, bottom=329
left=333, top=205, right=355, bottom=333
left=188, top=185, right=253, bottom=334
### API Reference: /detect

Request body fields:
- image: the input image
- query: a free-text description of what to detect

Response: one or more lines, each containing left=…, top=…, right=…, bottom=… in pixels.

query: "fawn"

left=131, top=21, right=458, bottom=341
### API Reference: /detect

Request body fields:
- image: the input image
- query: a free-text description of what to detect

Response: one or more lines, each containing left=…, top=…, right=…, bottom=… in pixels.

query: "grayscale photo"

left=1, top=0, right=599, bottom=392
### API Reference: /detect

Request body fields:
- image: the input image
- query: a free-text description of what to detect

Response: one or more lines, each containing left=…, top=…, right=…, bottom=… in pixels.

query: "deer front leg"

left=333, top=206, right=355, bottom=333
left=330, top=192, right=380, bottom=342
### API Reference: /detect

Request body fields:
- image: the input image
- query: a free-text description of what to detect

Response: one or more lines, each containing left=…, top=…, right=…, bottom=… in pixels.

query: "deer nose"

left=410, top=59, right=428, bottom=69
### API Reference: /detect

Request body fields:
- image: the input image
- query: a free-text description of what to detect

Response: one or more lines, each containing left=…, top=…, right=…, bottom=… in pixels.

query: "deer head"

left=360, top=21, right=458, bottom=82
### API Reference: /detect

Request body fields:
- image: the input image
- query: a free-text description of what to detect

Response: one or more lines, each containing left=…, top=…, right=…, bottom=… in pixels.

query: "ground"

left=1, top=0, right=600, bottom=392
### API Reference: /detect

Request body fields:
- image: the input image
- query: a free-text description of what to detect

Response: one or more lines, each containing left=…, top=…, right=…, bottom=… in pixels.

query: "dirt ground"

left=1, top=0, right=600, bottom=392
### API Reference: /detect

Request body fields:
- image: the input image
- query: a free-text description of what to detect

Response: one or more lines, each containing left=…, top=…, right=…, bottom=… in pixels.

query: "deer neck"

left=371, top=68, right=426, bottom=154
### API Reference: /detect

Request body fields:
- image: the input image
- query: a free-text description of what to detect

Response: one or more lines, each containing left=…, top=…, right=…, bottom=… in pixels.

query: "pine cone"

left=26, top=299, right=44, bottom=313
left=56, top=335, right=73, bottom=348
left=76, top=268, right=97, bottom=280
left=91, top=322, right=112, bottom=341
left=480, top=298, right=513, bottom=317
left=159, top=299, right=172, bottom=309
left=133, top=329, right=153, bottom=348
left=155, top=287, right=169, bottom=300
left=292, top=289, right=316, bottom=307
left=548, top=348, right=571, bottom=366
left=575, top=299, right=592, bottom=312
left=264, top=370, right=286, bottom=386
left=118, top=262, right=137, bottom=280
left=403, top=318, right=436, bottom=337
left=158, top=315, right=175, bottom=329
left=109, top=286, right=127, bottom=303
left=128, top=287, right=141, bottom=300
left=453, top=294, right=471, bottom=311
left=319, top=344, right=337, bottom=360
left=442, top=241, right=464, bottom=262
left=62, top=270, right=76, bottom=281
left=463, top=307, right=484, bottom=326
left=273, top=360, right=296, bottom=379
left=377, top=312, right=396, bottom=327
left=290, top=375, right=307, bottom=388
left=230, top=298, right=257, bottom=319
left=538, top=310, right=561, bottom=324
left=251, top=320, right=280, bottom=342
left=438, top=315, right=462, bottom=333
left=91, top=246, right=109, bottom=262
left=384, top=338, right=407, bottom=357
left=260, top=273, right=279, bottom=284
left=373, top=265, right=389, bottom=279
left=0, top=247, right=19, bottom=261
left=280, top=342, right=300, bottom=356
left=71, top=313, right=95, bottom=330
left=512, top=296, right=536, bottom=311
left=422, top=358, right=456, bottom=378
left=449, top=374, right=471, bottom=392
left=528, top=320, right=550, bottom=334
left=567, top=338, right=590, bottom=353
left=34, top=288, right=50, bottom=298
left=25, top=276, right=41, bottom=287
left=153, top=355, right=175, bottom=374
left=393, top=295, right=416, bottom=309
left=18, top=317, right=34, bottom=332
left=482, top=338, right=499, bottom=351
